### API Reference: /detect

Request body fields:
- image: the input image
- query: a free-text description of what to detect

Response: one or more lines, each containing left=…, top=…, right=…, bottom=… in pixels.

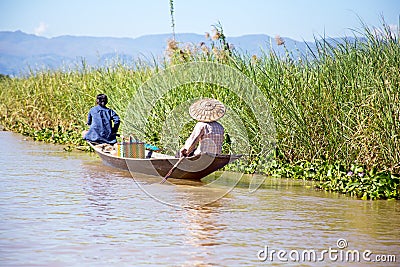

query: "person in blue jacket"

left=83, top=94, right=120, bottom=144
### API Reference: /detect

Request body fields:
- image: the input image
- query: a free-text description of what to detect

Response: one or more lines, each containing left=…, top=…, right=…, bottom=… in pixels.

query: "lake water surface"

left=0, top=131, right=399, bottom=266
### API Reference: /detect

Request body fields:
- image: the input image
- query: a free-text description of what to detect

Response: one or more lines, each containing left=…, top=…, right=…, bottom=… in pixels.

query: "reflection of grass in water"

left=1, top=21, right=399, bottom=199
left=202, top=172, right=315, bottom=190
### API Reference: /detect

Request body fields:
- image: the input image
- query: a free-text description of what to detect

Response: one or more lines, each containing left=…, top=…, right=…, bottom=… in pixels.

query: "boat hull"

left=90, top=143, right=241, bottom=180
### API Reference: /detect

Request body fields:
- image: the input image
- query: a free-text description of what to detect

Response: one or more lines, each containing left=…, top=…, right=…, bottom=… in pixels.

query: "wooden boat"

left=88, top=142, right=242, bottom=180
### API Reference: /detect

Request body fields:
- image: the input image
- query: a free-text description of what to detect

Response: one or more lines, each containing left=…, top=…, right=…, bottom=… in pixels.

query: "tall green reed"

left=0, top=62, right=154, bottom=146
left=0, top=21, right=398, bottom=177
left=239, top=25, right=400, bottom=174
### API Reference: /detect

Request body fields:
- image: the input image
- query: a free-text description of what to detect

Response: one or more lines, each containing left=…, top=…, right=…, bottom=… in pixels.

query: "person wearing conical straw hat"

left=179, top=98, right=225, bottom=157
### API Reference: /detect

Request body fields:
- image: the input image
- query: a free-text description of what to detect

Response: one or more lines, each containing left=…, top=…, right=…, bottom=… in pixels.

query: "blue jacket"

left=84, top=105, right=120, bottom=144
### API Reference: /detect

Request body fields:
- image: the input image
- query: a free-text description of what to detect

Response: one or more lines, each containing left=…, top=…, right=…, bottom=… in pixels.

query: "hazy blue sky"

left=0, top=0, right=399, bottom=41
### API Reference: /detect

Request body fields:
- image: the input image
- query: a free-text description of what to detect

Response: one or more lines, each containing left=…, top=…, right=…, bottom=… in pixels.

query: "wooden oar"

left=160, top=156, right=185, bottom=184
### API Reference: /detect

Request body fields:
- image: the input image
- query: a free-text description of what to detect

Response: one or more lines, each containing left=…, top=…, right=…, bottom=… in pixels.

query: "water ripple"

left=0, top=132, right=399, bottom=266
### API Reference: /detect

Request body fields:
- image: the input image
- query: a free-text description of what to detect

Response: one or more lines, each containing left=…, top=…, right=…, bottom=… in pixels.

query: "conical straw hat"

left=189, top=98, right=226, bottom=122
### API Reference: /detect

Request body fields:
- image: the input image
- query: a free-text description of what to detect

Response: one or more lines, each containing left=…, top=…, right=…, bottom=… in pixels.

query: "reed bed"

left=0, top=23, right=399, bottom=199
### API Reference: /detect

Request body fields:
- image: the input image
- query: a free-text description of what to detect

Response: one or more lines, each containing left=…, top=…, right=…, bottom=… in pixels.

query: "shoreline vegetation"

left=1, top=22, right=399, bottom=200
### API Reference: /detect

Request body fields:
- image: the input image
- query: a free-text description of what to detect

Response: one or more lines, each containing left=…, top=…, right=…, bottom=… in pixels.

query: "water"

left=0, top=131, right=399, bottom=266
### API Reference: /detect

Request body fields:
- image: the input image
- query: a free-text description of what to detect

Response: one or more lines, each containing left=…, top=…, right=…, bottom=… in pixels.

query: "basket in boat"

left=117, top=141, right=145, bottom=158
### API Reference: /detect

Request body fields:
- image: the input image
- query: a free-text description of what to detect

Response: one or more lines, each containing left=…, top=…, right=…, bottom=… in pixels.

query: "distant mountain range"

left=0, top=30, right=340, bottom=76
